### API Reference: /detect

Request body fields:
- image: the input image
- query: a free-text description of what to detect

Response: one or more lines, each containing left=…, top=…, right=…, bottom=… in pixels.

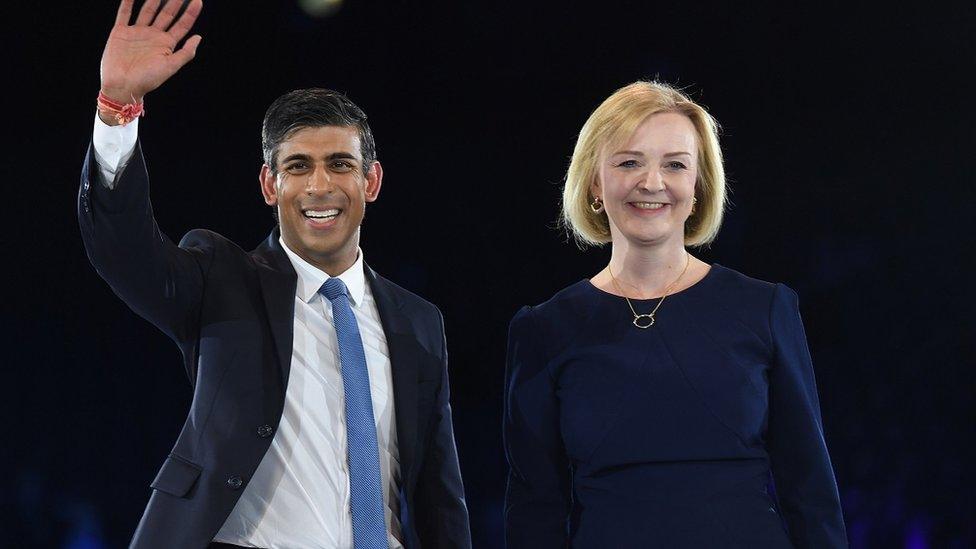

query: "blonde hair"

left=561, top=81, right=726, bottom=248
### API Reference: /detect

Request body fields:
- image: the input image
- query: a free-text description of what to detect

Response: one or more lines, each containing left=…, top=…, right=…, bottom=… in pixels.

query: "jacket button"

left=226, top=476, right=243, bottom=490
left=257, top=425, right=274, bottom=438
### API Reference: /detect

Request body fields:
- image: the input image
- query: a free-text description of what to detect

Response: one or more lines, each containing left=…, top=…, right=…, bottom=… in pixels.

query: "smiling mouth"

left=629, top=202, right=668, bottom=210
left=303, top=208, right=341, bottom=222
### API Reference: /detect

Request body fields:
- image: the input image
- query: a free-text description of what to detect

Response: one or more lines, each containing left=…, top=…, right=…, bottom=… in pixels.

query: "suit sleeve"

left=766, top=284, right=848, bottom=548
left=504, top=306, right=571, bottom=548
left=413, top=307, right=473, bottom=548
left=78, top=141, right=213, bottom=345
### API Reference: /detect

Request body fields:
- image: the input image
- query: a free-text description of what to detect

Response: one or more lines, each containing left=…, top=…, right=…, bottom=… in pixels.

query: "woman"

left=503, top=81, right=847, bottom=548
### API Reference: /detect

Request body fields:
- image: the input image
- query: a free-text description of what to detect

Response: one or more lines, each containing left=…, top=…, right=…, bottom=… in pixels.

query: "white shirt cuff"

left=92, top=111, right=139, bottom=190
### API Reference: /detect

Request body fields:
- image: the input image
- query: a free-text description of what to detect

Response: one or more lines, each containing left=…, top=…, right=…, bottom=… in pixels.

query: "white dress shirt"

left=92, top=113, right=138, bottom=188
left=91, top=113, right=404, bottom=548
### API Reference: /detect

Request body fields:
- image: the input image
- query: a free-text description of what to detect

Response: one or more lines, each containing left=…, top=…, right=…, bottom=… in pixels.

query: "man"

left=79, top=1, right=471, bottom=547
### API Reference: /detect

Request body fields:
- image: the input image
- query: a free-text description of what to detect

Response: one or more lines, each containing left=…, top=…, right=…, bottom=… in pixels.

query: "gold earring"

left=590, top=196, right=604, bottom=213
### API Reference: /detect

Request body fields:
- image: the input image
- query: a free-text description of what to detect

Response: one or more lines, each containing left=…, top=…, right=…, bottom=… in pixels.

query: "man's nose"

left=305, top=165, right=334, bottom=194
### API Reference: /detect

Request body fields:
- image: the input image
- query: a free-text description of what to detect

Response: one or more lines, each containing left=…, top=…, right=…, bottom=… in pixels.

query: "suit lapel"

left=250, top=238, right=422, bottom=482
left=252, top=229, right=298, bottom=390
left=365, top=264, right=421, bottom=482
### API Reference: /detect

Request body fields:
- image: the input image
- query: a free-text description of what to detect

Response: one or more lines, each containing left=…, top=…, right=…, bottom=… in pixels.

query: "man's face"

left=260, top=125, right=382, bottom=274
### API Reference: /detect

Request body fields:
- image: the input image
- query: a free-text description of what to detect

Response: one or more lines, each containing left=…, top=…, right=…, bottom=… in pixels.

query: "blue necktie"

left=319, top=277, right=388, bottom=549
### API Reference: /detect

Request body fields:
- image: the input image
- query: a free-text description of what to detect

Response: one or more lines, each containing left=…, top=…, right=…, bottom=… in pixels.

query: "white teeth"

left=632, top=202, right=665, bottom=209
left=304, top=209, right=340, bottom=219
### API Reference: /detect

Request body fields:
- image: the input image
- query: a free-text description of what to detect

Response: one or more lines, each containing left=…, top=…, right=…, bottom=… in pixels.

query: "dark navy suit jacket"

left=504, top=266, right=847, bottom=548
left=78, top=142, right=471, bottom=549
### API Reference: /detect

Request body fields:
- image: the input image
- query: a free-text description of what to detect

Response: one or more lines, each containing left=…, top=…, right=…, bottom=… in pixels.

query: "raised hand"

left=99, top=0, right=203, bottom=117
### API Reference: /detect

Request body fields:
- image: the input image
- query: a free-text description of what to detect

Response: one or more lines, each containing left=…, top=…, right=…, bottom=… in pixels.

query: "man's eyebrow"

left=280, top=152, right=311, bottom=164
left=280, top=152, right=359, bottom=163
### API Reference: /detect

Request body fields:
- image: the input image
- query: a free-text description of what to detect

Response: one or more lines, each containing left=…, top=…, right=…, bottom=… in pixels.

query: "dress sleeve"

left=766, top=284, right=848, bottom=548
left=503, top=306, right=572, bottom=548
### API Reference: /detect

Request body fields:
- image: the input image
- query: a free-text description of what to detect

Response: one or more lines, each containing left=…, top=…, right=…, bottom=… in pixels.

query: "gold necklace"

left=608, top=253, right=690, bottom=329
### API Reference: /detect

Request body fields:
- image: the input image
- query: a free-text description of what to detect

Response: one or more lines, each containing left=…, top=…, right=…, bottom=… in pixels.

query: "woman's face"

left=594, top=112, right=699, bottom=248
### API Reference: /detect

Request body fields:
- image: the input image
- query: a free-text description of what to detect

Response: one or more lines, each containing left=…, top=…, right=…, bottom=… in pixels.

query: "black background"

left=4, top=1, right=974, bottom=547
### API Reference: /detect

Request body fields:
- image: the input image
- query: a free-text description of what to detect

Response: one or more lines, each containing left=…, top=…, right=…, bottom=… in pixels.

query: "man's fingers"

left=167, top=0, right=202, bottom=43
left=135, top=0, right=162, bottom=26
left=151, top=0, right=182, bottom=30
left=171, top=34, right=202, bottom=69
left=115, top=0, right=134, bottom=26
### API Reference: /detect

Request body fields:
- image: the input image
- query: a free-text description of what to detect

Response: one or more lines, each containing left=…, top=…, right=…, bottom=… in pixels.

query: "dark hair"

left=261, top=88, right=377, bottom=173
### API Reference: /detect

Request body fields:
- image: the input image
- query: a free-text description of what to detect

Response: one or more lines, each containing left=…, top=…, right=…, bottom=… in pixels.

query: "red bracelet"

left=97, top=91, right=145, bottom=126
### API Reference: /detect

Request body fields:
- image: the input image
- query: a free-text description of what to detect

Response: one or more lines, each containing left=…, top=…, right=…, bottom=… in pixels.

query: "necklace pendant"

left=633, top=313, right=655, bottom=329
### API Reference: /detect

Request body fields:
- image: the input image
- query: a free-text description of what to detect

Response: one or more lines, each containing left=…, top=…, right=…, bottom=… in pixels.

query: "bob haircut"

left=561, top=81, right=726, bottom=248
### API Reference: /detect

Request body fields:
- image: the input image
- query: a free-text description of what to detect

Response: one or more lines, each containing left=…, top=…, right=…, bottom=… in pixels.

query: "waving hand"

left=99, top=0, right=203, bottom=121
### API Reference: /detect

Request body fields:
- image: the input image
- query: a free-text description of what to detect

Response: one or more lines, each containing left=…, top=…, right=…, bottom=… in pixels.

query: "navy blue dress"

left=503, top=265, right=847, bottom=548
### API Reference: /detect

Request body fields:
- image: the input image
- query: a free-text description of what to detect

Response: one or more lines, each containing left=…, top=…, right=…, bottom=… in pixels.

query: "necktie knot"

left=320, top=277, right=349, bottom=301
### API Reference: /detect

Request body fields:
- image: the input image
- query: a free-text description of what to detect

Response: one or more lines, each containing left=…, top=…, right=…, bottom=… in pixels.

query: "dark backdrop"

left=4, top=1, right=974, bottom=547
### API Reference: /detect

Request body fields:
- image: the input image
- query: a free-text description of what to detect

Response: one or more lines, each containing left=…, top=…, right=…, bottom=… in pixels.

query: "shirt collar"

left=279, top=236, right=367, bottom=307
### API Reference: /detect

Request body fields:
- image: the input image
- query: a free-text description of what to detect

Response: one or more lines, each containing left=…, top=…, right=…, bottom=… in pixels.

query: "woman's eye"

left=666, top=161, right=688, bottom=170
left=616, top=159, right=640, bottom=168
